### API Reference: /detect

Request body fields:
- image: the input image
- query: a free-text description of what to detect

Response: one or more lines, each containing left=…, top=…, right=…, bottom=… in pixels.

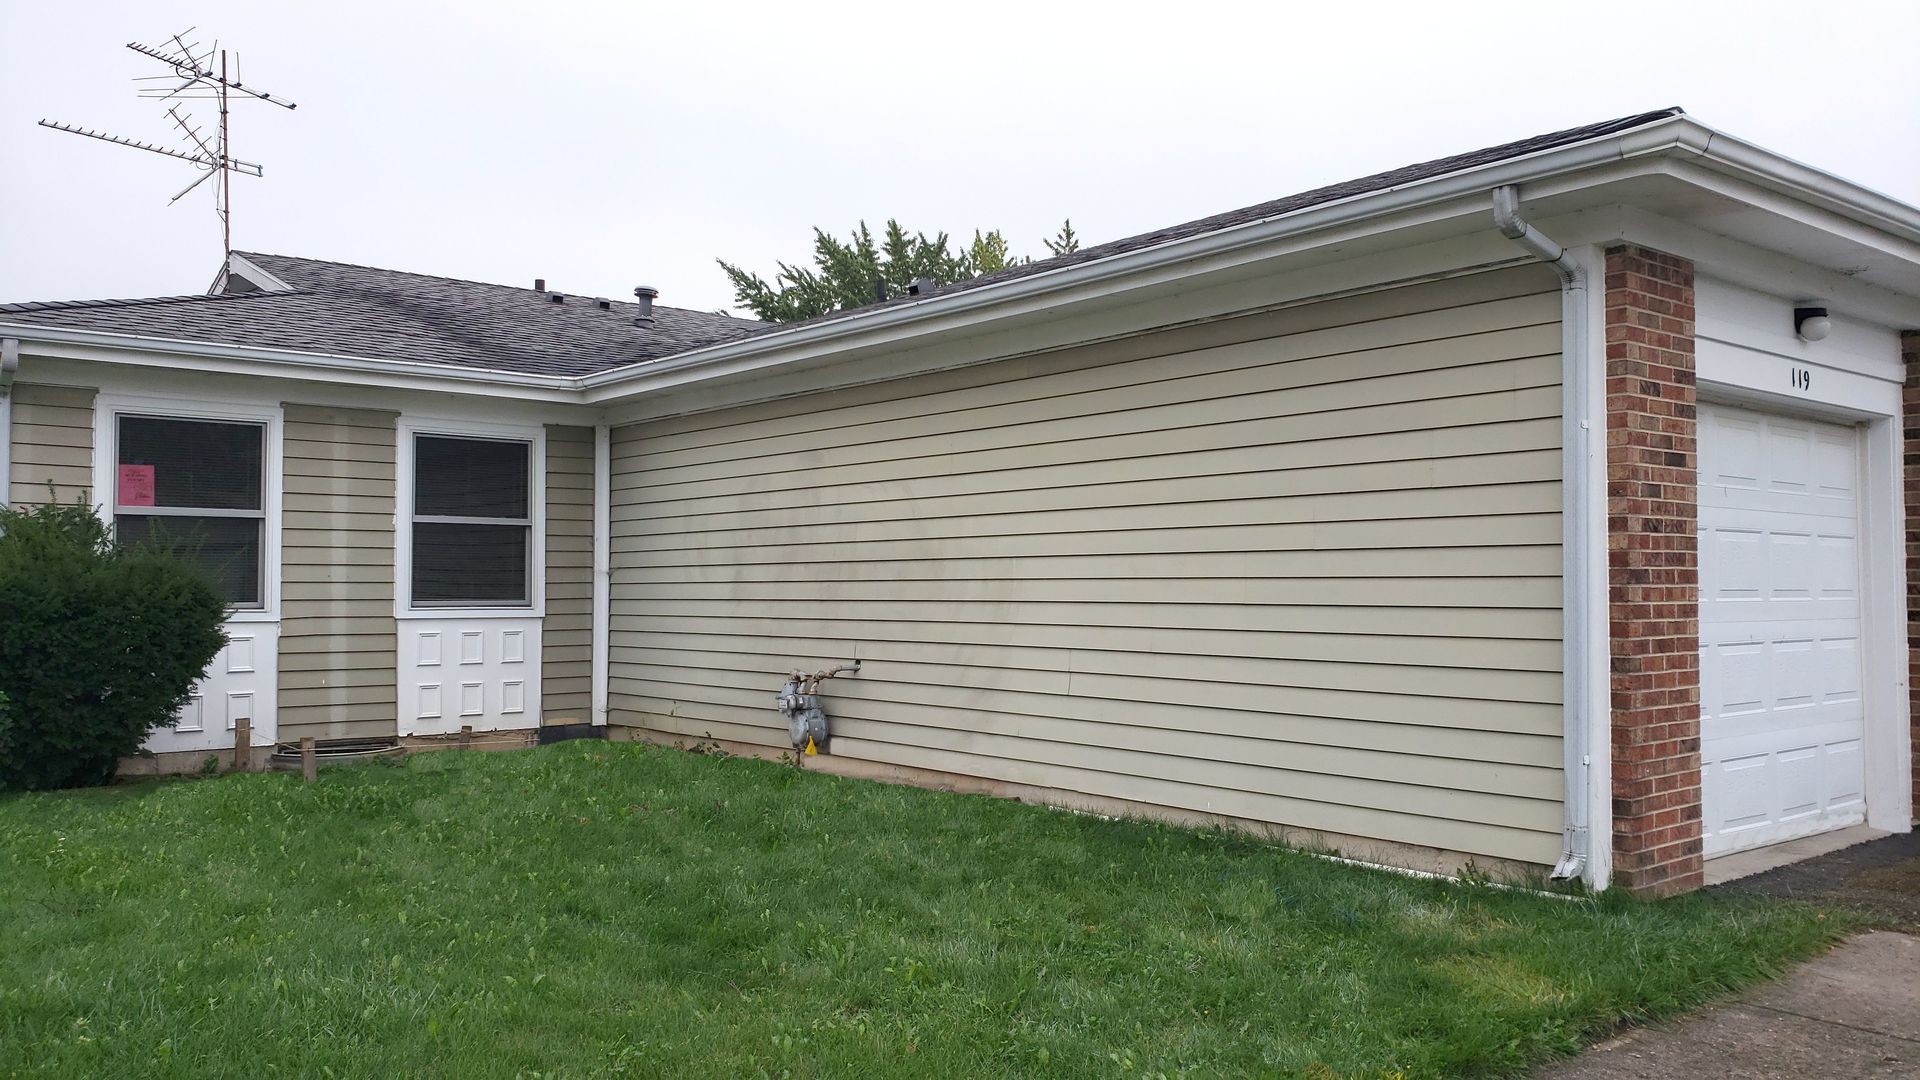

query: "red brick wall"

left=1904, top=330, right=1920, bottom=822
left=1605, top=245, right=1703, bottom=896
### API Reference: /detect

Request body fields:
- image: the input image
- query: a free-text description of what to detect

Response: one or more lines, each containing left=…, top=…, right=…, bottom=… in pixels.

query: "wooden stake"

left=233, top=718, right=251, bottom=773
left=300, top=736, right=316, bottom=783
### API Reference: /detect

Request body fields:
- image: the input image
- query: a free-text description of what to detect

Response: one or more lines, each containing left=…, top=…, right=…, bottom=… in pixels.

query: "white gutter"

left=577, top=117, right=1711, bottom=400
left=0, top=337, right=18, bottom=508
left=6, top=116, right=1915, bottom=414
left=0, top=323, right=581, bottom=401
left=590, top=423, right=611, bottom=726
left=1492, top=186, right=1606, bottom=889
left=1684, top=128, right=1920, bottom=244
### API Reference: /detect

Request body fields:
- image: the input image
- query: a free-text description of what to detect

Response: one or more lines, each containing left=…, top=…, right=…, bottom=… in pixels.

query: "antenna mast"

left=38, top=28, right=296, bottom=257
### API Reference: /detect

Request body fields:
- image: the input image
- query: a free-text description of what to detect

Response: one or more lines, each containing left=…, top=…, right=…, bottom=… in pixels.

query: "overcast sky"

left=2, top=1, right=1917, bottom=315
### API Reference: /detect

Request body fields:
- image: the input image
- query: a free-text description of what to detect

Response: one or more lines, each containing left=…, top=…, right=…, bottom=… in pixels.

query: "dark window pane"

left=116, top=514, right=262, bottom=606
left=117, top=416, right=263, bottom=511
left=415, top=436, right=529, bottom=519
left=412, top=522, right=529, bottom=605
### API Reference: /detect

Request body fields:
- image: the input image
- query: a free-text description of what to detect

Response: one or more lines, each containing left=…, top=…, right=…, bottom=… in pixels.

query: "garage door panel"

left=1699, top=403, right=1866, bottom=857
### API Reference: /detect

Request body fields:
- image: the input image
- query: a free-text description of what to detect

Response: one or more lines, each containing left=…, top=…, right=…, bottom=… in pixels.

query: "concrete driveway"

left=1535, top=931, right=1917, bottom=1078
left=1539, top=830, right=1920, bottom=1078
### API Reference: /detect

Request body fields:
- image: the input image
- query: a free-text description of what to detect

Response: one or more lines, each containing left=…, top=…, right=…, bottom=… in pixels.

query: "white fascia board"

left=579, top=130, right=1695, bottom=403
left=0, top=324, right=581, bottom=402
left=224, top=253, right=297, bottom=293
left=580, top=117, right=1920, bottom=406
left=1546, top=203, right=1920, bottom=329
left=8, top=116, right=1919, bottom=410
left=1681, top=127, right=1920, bottom=244
left=1664, top=160, right=1920, bottom=271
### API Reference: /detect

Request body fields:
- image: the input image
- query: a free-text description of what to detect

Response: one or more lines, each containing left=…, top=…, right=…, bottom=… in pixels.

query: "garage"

left=1698, top=402, right=1868, bottom=857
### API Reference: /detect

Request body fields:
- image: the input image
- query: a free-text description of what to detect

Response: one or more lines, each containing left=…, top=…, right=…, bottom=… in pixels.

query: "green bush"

left=0, top=497, right=228, bottom=791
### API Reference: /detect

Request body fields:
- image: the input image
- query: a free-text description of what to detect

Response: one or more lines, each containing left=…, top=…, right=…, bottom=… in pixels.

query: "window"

left=410, top=434, right=532, bottom=606
left=114, top=415, right=267, bottom=607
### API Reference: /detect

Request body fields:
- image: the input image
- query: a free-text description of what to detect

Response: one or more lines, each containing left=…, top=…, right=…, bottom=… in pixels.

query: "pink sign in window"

left=117, top=464, right=156, bottom=507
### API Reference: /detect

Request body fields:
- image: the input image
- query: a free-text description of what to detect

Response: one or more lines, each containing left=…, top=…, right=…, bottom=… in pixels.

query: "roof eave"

left=9, top=116, right=1916, bottom=402
left=0, top=322, right=584, bottom=401
left=578, top=115, right=1920, bottom=404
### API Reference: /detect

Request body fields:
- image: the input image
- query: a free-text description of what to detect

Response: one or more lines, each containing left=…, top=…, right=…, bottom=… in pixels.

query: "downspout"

left=590, top=423, right=611, bottom=726
left=0, top=338, right=19, bottom=509
left=1491, top=187, right=1599, bottom=884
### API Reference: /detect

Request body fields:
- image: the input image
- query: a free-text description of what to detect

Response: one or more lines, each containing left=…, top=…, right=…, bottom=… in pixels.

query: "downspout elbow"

left=1491, top=186, right=1583, bottom=288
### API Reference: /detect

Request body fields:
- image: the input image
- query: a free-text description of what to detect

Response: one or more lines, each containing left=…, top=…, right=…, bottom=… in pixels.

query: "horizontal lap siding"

left=8, top=384, right=94, bottom=506
left=609, top=267, right=1565, bottom=866
left=278, top=405, right=398, bottom=741
left=543, top=425, right=594, bottom=720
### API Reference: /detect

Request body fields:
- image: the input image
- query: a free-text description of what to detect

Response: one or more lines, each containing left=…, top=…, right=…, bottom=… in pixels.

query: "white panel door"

left=1698, top=404, right=1866, bottom=856
left=144, top=623, right=279, bottom=755
left=397, top=617, right=541, bottom=735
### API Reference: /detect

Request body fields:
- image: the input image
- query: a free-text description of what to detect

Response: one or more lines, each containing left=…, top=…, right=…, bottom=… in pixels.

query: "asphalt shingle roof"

left=0, top=252, right=769, bottom=377
left=787, top=108, right=1685, bottom=329
left=0, top=109, right=1684, bottom=378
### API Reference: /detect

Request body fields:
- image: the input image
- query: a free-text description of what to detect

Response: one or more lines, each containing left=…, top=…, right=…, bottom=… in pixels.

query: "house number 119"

left=1789, top=367, right=1811, bottom=392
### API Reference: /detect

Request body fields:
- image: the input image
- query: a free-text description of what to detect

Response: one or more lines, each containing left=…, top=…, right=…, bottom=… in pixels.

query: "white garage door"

left=1699, top=403, right=1866, bottom=857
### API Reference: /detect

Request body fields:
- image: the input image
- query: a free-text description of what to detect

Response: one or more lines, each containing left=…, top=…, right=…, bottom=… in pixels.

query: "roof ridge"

left=771, top=107, right=1689, bottom=331
left=236, top=250, right=762, bottom=324
left=0, top=290, right=297, bottom=315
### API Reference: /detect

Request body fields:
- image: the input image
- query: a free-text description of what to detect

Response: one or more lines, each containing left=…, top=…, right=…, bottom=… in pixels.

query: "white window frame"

left=91, top=392, right=284, bottom=623
left=395, top=416, right=546, bottom=619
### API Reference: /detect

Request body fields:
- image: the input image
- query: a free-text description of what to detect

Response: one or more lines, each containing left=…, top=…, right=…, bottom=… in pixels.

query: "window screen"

left=411, top=435, right=532, bottom=606
left=114, top=415, right=267, bottom=607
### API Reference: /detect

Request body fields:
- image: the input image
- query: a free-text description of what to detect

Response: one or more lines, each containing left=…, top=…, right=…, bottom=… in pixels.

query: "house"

left=3, top=107, right=1915, bottom=895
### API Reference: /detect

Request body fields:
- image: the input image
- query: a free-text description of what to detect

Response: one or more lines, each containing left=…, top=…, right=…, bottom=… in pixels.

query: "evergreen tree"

left=720, top=218, right=1079, bottom=323
left=1044, top=219, right=1080, bottom=256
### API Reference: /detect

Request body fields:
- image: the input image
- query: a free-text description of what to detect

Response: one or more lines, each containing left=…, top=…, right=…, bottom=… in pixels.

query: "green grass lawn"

left=0, top=741, right=1848, bottom=1078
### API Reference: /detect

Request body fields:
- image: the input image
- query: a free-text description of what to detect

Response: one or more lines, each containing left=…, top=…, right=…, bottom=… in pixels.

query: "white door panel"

left=398, top=617, right=541, bottom=735
left=145, top=622, right=279, bottom=754
left=1699, top=404, right=1866, bottom=856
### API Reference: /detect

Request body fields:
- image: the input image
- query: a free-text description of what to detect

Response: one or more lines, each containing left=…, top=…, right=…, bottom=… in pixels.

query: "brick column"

left=1605, top=244, right=1702, bottom=896
left=1904, top=331, right=1920, bottom=823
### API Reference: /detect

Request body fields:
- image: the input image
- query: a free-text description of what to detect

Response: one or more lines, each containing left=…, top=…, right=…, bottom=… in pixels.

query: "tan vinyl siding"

left=607, top=266, right=1565, bottom=867
left=278, top=405, right=399, bottom=741
left=542, top=425, right=594, bottom=720
left=8, top=384, right=94, bottom=506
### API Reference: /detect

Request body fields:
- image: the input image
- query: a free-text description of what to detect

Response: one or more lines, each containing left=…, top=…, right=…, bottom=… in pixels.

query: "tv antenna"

left=38, top=28, right=297, bottom=257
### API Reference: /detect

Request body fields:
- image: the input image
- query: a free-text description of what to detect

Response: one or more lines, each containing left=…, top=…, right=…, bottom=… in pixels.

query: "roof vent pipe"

left=633, top=286, right=658, bottom=326
left=534, top=278, right=546, bottom=292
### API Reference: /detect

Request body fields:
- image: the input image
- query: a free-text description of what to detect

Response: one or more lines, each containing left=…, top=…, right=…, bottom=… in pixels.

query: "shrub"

left=0, top=497, right=228, bottom=791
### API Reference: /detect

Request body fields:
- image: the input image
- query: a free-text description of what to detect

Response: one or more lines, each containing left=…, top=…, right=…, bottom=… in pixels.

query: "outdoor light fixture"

left=1794, top=306, right=1832, bottom=342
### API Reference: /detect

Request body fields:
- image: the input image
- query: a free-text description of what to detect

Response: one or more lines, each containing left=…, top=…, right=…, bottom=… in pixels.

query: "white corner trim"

left=591, top=424, right=611, bottom=726
left=1572, top=245, right=1613, bottom=890
left=90, top=390, right=285, bottom=621
left=0, top=336, right=17, bottom=508
left=1860, top=414, right=1915, bottom=832
left=393, top=415, right=547, bottom=620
